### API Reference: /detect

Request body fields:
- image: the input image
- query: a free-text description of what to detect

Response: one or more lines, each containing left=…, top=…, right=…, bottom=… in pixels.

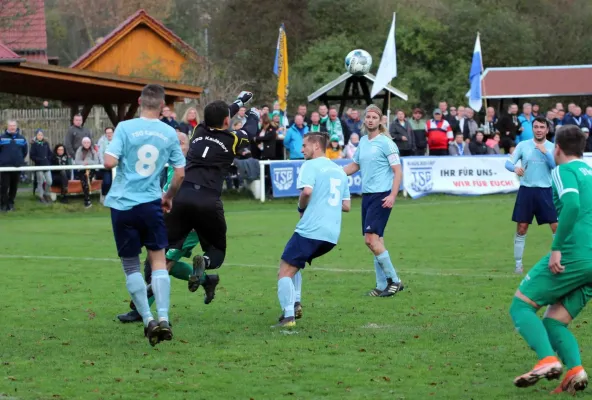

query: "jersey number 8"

left=135, top=144, right=160, bottom=177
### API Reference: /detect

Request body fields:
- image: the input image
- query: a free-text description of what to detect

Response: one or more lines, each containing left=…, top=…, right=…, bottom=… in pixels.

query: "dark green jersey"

left=551, top=159, right=592, bottom=261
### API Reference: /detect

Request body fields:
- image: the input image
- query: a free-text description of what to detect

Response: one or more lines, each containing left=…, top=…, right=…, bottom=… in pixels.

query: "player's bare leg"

left=365, top=233, right=403, bottom=296
left=510, top=290, right=562, bottom=387
left=514, top=223, right=529, bottom=274
left=544, top=303, right=588, bottom=394
left=274, top=261, right=299, bottom=328
left=148, top=249, right=173, bottom=343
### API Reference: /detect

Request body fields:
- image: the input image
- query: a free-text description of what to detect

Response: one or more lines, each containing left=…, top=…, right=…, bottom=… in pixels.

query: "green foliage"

left=11, top=0, right=592, bottom=112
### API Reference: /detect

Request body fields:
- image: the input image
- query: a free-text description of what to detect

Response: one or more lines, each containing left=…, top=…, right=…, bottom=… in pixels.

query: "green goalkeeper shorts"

left=519, top=253, right=592, bottom=318
left=165, top=230, right=200, bottom=262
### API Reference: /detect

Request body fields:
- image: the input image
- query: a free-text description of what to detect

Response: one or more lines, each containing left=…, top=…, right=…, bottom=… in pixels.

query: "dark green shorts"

left=519, top=253, right=592, bottom=318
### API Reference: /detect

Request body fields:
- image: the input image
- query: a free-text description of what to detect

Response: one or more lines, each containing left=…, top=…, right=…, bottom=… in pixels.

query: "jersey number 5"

left=135, top=144, right=160, bottom=177
left=328, top=178, right=341, bottom=207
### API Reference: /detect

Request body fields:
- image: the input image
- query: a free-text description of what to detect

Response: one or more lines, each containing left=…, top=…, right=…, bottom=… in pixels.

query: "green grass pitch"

left=1, top=193, right=589, bottom=399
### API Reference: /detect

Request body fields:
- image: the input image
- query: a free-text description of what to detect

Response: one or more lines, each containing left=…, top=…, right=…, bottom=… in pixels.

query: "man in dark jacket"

left=64, top=114, right=92, bottom=158
left=0, top=120, right=28, bottom=211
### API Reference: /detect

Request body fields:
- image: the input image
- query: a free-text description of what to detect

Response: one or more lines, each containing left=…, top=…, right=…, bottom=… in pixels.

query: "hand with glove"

left=234, top=91, right=253, bottom=108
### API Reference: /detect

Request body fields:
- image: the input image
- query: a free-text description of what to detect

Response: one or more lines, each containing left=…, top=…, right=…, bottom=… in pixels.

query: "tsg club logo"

left=273, top=167, right=294, bottom=191
left=408, top=160, right=435, bottom=192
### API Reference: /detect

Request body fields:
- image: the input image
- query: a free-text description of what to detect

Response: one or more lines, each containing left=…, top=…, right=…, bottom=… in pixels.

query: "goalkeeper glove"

left=234, top=91, right=253, bottom=108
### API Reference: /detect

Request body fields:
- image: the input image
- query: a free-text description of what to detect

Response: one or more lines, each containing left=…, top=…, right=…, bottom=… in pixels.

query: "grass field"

left=1, top=192, right=590, bottom=400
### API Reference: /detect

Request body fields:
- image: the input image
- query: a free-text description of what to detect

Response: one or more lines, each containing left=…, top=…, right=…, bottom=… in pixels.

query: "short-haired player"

left=505, top=116, right=557, bottom=274
left=510, top=125, right=591, bottom=393
left=103, top=84, right=186, bottom=346
left=274, top=132, right=351, bottom=328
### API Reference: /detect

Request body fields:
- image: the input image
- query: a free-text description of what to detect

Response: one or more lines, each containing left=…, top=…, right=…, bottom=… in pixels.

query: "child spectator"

left=343, top=133, right=359, bottom=159
left=325, top=135, right=343, bottom=160
left=29, top=129, right=53, bottom=203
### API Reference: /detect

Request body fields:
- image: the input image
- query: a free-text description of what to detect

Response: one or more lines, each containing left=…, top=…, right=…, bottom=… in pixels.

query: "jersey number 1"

left=328, top=178, right=341, bottom=207
left=135, top=144, right=160, bottom=177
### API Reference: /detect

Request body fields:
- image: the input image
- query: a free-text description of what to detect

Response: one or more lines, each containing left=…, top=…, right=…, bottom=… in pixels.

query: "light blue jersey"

left=295, top=157, right=350, bottom=244
left=353, top=134, right=400, bottom=194
left=505, top=139, right=555, bottom=188
left=105, top=117, right=185, bottom=211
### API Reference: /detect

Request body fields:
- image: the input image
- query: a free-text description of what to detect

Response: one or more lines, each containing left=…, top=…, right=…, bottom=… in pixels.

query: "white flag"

left=371, top=13, right=397, bottom=98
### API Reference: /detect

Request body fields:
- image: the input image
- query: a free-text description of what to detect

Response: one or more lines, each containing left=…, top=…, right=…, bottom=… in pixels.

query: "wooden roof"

left=480, top=65, right=592, bottom=98
left=0, top=0, right=48, bottom=63
left=0, top=62, right=203, bottom=104
left=70, top=9, right=200, bottom=69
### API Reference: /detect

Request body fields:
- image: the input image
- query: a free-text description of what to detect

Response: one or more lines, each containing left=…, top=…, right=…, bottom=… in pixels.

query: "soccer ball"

left=345, top=49, right=372, bottom=76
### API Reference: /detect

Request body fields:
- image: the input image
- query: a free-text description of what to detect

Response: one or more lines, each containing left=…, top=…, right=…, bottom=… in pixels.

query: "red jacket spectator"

left=426, top=109, right=453, bottom=156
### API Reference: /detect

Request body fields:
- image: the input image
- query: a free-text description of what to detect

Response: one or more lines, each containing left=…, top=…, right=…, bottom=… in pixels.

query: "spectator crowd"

left=1, top=100, right=592, bottom=211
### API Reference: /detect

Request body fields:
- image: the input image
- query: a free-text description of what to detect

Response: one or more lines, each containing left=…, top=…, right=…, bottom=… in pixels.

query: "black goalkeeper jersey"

left=184, top=107, right=258, bottom=195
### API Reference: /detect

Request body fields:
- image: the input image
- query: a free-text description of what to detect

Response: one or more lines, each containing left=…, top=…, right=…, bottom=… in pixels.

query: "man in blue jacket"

left=0, top=120, right=28, bottom=211
left=283, top=114, right=309, bottom=159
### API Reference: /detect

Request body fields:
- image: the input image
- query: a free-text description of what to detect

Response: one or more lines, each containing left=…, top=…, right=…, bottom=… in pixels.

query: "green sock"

left=509, top=297, right=555, bottom=360
left=543, top=317, right=581, bottom=369
left=200, top=272, right=207, bottom=284
left=169, top=261, right=193, bottom=281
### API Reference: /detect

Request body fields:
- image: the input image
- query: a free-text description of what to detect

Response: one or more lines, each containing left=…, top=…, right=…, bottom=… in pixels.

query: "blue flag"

left=469, top=34, right=483, bottom=112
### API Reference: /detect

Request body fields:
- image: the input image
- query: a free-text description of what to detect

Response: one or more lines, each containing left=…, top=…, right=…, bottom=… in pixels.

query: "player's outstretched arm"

left=343, top=162, right=359, bottom=176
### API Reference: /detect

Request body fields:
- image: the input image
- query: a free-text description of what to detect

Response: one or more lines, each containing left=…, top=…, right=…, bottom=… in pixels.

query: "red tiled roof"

left=70, top=9, right=199, bottom=68
left=0, top=0, right=48, bottom=51
left=0, top=40, right=21, bottom=60
left=481, top=65, right=592, bottom=98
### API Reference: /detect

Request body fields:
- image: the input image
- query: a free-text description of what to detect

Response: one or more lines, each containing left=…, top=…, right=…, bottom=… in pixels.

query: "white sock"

left=278, top=277, right=295, bottom=318
left=292, top=271, right=302, bottom=303
left=514, top=233, right=526, bottom=267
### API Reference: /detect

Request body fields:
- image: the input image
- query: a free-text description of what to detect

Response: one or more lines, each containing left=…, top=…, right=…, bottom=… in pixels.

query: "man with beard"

left=505, top=116, right=557, bottom=274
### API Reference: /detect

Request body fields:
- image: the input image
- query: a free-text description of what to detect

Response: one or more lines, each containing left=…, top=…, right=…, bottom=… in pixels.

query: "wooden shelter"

left=0, top=8, right=203, bottom=126
left=0, top=62, right=202, bottom=126
left=308, top=72, right=408, bottom=116
left=70, top=9, right=202, bottom=81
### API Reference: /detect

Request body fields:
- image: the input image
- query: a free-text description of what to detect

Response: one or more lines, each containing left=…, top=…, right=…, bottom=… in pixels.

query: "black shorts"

left=165, top=182, right=226, bottom=255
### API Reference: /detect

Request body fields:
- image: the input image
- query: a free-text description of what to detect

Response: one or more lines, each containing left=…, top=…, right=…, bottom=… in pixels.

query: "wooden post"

left=124, top=103, right=139, bottom=121
left=117, top=104, right=126, bottom=123
left=80, top=104, right=93, bottom=124
left=102, top=104, right=118, bottom=126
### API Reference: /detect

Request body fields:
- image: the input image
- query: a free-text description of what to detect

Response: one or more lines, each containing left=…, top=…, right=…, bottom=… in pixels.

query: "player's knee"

left=517, top=224, right=528, bottom=236
left=206, top=248, right=225, bottom=269
left=364, top=235, right=378, bottom=251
